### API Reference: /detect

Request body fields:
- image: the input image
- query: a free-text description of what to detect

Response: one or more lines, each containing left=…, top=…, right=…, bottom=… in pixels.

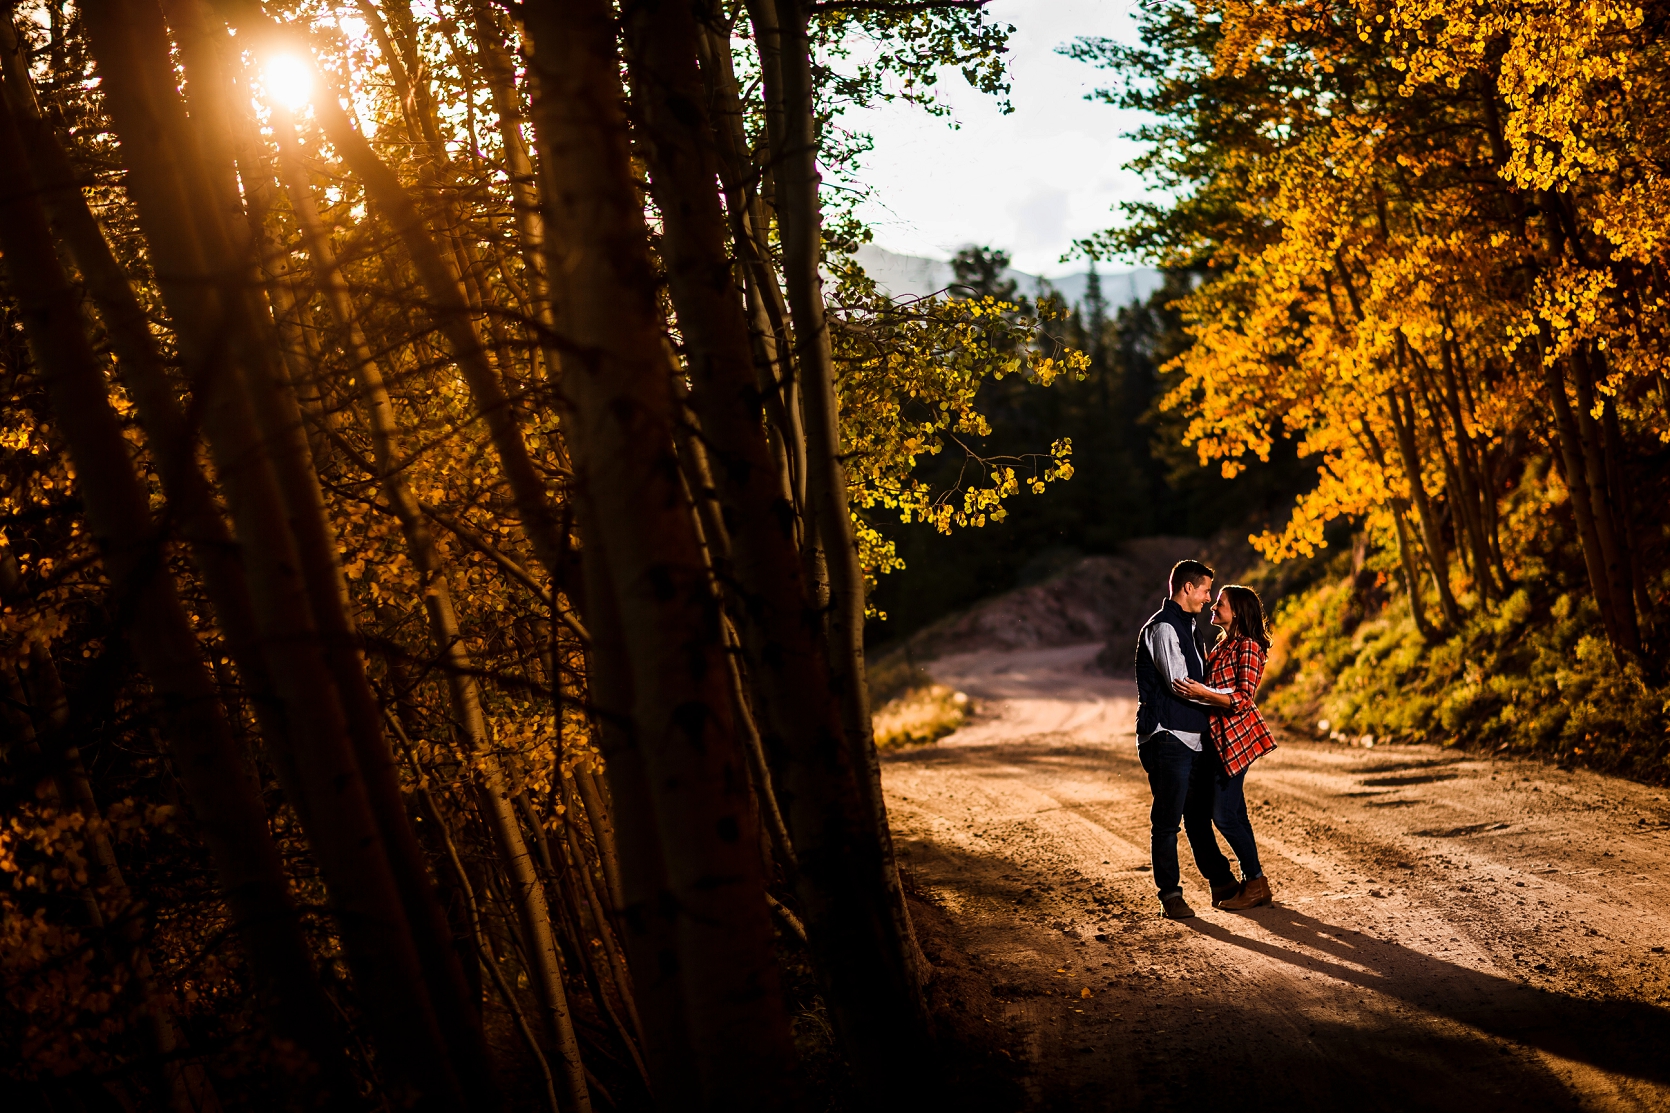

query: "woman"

left=1171, top=584, right=1277, bottom=910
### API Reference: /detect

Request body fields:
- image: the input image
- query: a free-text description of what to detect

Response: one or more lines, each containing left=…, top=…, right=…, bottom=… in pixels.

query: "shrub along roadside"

left=872, top=685, right=970, bottom=750
left=1261, top=555, right=1670, bottom=787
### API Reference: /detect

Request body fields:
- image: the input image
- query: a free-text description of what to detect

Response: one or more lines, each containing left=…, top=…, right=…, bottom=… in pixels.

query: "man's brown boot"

left=1211, top=882, right=1242, bottom=908
left=1218, top=876, right=1272, bottom=910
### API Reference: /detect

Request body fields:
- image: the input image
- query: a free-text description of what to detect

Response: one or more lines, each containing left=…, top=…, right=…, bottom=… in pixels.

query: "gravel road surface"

left=885, top=644, right=1670, bottom=1111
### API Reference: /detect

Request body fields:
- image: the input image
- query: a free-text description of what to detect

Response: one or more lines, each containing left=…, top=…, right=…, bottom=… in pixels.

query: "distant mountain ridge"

left=852, top=244, right=1163, bottom=311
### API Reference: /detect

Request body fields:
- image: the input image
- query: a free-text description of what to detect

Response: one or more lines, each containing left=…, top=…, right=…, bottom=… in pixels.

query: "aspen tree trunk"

left=742, top=0, right=787, bottom=223
left=358, top=0, right=525, bottom=367
left=353, top=0, right=498, bottom=345
left=1543, top=357, right=1629, bottom=661
left=1423, top=431, right=1473, bottom=587
left=1386, top=386, right=1462, bottom=627
left=1483, top=485, right=1511, bottom=590
left=514, top=798, right=637, bottom=1089
left=1568, top=349, right=1643, bottom=655
left=274, top=121, right=592, bottom=1113
left=215, top=77, right=336, bottom=473
left=0, top=29, right=296, bottom=786
left=0, top=580, right=220, bottom=1113
left=0, top=98, right=350, bottom=1103
left=404, top=758, right=561, bottom=1113
left=226, top=109, right=339, bottom=473
left=770, top=0, right=932, bottom=1011
left=1599, top=400, right=1654, bottom=638
left=570, top=516, right=698, bottom=1097
left=361, top=0, right=508, bottom=331
left=1414, top=370, right=1492, bottom=597
left=1391, top=504, right=1440, bottom=641
left=1531, top=195, right=1640, bottom=661
left=1449, top=362, right=1513, bottom=592
left=221, top=8, right=569, bottom=588
left=259, top=248, right=338, bottom=471
left=521, top=785, right=647, bottom=1082
left=716, top=616, right=798, bottom=872
left=80, top=2, right=468, bottom=1101
left=461, top=0, right=547, bottom=325
left=744, top=0, right=827, bottom=607
left=354, top=0, right=442, bottom=157
left=158, top=8, right=499, bottom=1095
left=1369, top=203, right=1480, bottom=611
left=626, top=5, right=933, bottom=1092
left=668, top=411, right=796, bottom=873
left=695, top=20, right=806, bottom=518
left=1331, top=258, right=1461, bottom=628
left=1430, top=423, right=1482, bottom=587
left=1358, top=428, right=1438, bottom=641
left=523, top=0, right=799, bottom=1103
left=569, top=759, right=624, bottom=915
left=379, top=636, right=489, bottom=1008
left=1435, top=333, right=1502, bottom=595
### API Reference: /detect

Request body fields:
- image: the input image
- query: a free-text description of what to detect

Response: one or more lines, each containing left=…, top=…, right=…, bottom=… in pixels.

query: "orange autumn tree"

left=1071, top=0, right=1670, bottom=768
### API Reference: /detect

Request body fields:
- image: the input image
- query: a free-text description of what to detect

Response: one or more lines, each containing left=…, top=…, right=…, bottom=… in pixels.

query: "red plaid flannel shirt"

left=1205, top=635, right=1277, bottom=777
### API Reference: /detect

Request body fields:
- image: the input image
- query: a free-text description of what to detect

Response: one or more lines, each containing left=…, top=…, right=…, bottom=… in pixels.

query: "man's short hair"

left=1169, top=559, right=1215, bottom=597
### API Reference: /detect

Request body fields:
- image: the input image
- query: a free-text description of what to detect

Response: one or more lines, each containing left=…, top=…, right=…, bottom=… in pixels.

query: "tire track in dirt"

left=887, top=644, right=1670, bottom=1111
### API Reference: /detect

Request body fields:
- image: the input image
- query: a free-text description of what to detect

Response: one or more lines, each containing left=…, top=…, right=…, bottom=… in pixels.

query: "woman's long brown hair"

left=1222, top=584, right=1271, bottom=651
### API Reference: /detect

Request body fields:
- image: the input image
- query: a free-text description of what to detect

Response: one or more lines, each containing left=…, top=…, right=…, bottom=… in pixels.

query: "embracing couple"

left=1134, top=559, right=1278, bottom=920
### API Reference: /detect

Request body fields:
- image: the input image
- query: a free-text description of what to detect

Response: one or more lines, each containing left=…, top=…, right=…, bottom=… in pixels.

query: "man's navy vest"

left=1134, top=599, right=1210, bottom=740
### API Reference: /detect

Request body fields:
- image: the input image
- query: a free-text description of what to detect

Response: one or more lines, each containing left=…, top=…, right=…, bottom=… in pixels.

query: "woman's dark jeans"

left=1139, top=733, right=1236, bottom=900
left=1213, top=767, right=1263, bottom=882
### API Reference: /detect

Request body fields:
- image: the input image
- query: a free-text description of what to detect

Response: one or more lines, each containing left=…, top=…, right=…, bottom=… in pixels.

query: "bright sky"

left=840, top=0, right=1153, bottom=278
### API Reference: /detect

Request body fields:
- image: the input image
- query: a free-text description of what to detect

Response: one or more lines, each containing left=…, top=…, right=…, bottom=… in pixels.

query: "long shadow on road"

left=901, top=834, right=1607, bottom=1112
left=886, top=728, right=1670, bottom=1108
left=892, top=826, right=1662, bottom=1100
left=1189, top=907, right=1670, bottom=1088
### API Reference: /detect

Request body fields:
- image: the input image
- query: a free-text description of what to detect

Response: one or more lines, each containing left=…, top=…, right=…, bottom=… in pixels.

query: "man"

left=1134, top=559, right=1240, bottom=919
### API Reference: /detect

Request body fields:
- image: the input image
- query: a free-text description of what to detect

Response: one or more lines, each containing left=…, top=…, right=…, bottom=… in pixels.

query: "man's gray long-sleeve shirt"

left=1137, top=621, right=1229, bottom=752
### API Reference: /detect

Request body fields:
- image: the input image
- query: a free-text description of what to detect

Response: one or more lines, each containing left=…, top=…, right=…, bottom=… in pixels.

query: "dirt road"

left=886, top=644, right=1670, bottom=1111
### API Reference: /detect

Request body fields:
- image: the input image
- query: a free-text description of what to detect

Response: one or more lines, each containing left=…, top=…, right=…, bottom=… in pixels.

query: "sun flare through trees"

left=0, top=0, right=1082, bottom=1108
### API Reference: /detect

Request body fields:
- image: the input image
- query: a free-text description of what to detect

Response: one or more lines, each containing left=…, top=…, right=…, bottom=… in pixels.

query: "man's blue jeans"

left=1140, top=733, right=1236, bottom=900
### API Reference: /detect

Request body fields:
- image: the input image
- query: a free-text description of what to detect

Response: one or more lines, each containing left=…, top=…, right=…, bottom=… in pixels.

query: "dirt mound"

left=886, top=537, right=1207, bottom=665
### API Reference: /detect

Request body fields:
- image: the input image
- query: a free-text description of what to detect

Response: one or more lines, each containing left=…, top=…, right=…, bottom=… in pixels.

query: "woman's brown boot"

left=1218, top=876, right=1272, bottom=910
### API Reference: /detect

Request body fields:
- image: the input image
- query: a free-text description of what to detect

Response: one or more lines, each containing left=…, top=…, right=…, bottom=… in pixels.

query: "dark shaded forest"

left=0, top=0, right=1062, bottom=1109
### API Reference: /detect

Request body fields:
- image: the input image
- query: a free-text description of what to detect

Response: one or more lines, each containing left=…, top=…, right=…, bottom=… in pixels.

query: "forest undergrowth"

left=1254, top=460, right=1670, bottom=785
